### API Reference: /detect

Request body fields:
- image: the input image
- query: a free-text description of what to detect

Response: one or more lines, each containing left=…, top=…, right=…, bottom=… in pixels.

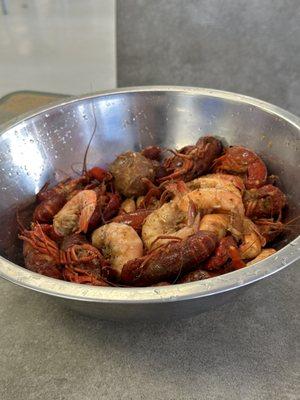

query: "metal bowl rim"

left=0, top=86, right=299, bottom=304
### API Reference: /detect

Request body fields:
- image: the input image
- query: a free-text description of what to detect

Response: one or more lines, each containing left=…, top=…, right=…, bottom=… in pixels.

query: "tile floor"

left=0, top=0, right=116, bottom=97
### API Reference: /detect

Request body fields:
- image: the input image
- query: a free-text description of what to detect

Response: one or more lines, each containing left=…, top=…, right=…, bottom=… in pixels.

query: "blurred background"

left=0, top=0, right=299, bottom=113
left=0, top=0, right=116, bottom=95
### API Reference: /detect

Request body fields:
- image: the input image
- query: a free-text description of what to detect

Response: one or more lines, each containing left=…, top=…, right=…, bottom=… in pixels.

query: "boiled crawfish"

left=19, top=223, right=63, bottom=279
left=243, top=184, right=287, bottom=219
left=121, top=231, right=217, bottom=286
left=212, top=145, right=267, bottom=189
left=60, top=234, right=109, bottom=286
left=158, top=136, right=222, bottom=183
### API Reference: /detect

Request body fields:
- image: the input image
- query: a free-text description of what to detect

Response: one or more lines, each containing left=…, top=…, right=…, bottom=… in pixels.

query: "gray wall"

left=117, top=0, right=300, bottom=114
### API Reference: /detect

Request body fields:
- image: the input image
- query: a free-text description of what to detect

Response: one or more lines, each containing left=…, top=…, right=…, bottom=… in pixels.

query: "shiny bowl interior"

left=0, top=87, right=299, bottom=320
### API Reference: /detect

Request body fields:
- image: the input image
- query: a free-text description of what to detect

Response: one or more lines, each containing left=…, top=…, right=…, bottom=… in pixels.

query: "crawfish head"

left=33, top=193, right=67, bottom=224
left=213, top=146, right=267, bottom=189
left=60, top=237, right=110, bottom=286
left=243, top=184, right=287, bottom=219
left=159, top=136, right=222, bottom=183
left=19, top=224, right=62, bottom=279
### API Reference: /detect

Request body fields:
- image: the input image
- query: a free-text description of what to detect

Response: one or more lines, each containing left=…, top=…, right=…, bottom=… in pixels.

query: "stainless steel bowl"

left=0, top=87, right=299, bottom=321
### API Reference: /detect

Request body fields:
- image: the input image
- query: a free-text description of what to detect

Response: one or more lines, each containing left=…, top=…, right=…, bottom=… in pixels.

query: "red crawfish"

left=203, top=236, right=245, bottom=271
left=158, top=136, right=222, bottom=183
left=19, top=223, right=63, bottom=279
left=121, top=231, right=217, bottom=286
left=243, top=184, right=287, bottom=219
left=60, top=234, right=110, bottom=286
left=112, top=209, right=153, bottom=233
left=34, top=167, right=112, bottom=224
left=88, top=185, right=121, bottom=231
left=141, top=146, right=163, bottom=161
left=36, top=176, right=88, bottom=203
left=33, top=194, right=67, bottom=224
left=212, top=146, right=267, bottom=189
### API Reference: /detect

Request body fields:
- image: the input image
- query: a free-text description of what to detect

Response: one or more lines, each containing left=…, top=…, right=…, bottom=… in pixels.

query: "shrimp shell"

left=53, top=190, right=97, bottom=236
left=92, top=222, right=143, bottom=277
left=186, top=173, right=244, bottom=196
left=141, top=201, right=197, bottom=249
left=198, top=214, right=231, bottom=240
left=176, top=188, right=245, bottom=217
left=120, top=198, right=136, bottom=214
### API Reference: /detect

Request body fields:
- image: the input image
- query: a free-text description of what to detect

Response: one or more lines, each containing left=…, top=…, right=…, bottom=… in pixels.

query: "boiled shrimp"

left=53, top=190, right=97, bottom=236
left=141, top=200, right=199, bottom=249
left=247, top=248, right=276, bottom=266
left=198, top=214, right=231, bottom=239
left=176, top=188, right=245, bottom=217
left=91, top=222, right=143, bottom=277
left=239, top=218, right=265, bottom=260
left=186, top=173, right=245, bottom=196
left=120, top=198, right=136, bottom=214
left=175, top=187, right=245, bottom=240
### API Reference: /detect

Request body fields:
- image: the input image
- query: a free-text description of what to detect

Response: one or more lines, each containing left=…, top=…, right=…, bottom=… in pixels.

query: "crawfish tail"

left=121, top=231, right=217, bottom=286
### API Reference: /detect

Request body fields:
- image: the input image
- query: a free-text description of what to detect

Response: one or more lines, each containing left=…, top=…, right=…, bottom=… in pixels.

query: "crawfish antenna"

left=82, top=98, right=98, bottom=176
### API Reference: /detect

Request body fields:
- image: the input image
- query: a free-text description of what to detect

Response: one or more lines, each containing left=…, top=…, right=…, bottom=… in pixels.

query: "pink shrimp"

left=53, top=190, right=97, bottom=236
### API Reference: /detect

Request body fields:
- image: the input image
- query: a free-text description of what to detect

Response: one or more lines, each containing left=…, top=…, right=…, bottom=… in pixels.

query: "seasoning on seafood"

left=19, top=135, right=290, bottom=287
left=176, top=187, right=245, bottom=218
left=198, top=214, right=232, bottom=240
left=176, top=188, right=245, bottom=240
left=121, top=231, right=217, bottom=286
left=243, top=184, right=287, bottom=218
left=186, top=173, right=245, bottom=195
left=159, top=136, right=222, bottom=182
left=213, top=146, right=267, bottom=189
left=141, top=200, right=200, bottom=249
left=53, top=190, right=97, bottom=236
left=109, top=151, right=155, bottom=197
left=92, top=222, right=143, bottom=278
